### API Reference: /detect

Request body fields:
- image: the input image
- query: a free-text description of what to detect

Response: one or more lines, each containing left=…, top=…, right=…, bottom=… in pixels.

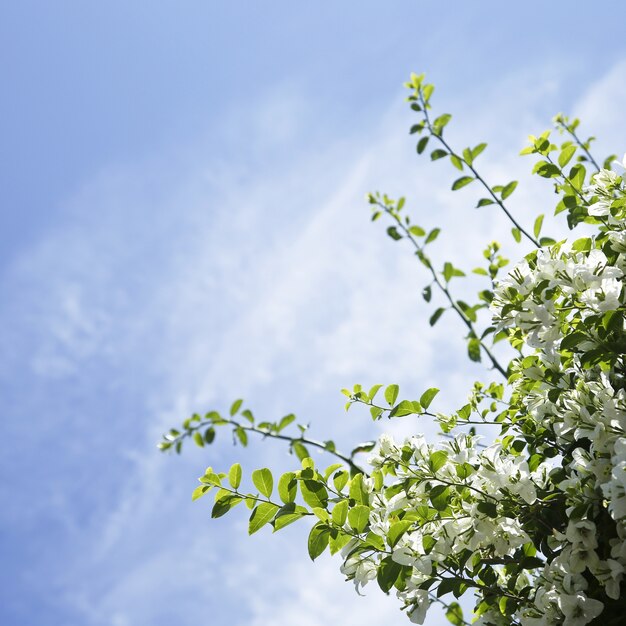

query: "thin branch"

left=418, top=91, right=541, bottom=248
left=379, top=201, right=508, bottom=380
left=168, top=416, right=365, bottom=475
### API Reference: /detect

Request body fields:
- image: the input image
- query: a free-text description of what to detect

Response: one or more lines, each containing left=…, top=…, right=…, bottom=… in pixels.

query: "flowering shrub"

left=160, top=74, right=625, bottom=625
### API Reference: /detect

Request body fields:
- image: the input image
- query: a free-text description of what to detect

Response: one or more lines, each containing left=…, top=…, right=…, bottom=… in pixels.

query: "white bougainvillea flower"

left=406, top=590, right=430, bottom=624
left=558, top=592, right=603, bottom=626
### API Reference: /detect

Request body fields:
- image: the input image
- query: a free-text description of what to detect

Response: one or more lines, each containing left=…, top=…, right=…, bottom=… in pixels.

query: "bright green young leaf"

left=277, top=414, right=296, bottom=432
left=230, top=399, right=243, bottom=416
left=249, top=502, right=279, bottom=535
left=425, top=227, right=441, bottom=244
left=273, top=503, right=308, bottom=531
left=211, top=495, right=242, bottom=519
left=429, top=450, right=448, bottom=472
left=387, top=520, right=413, bottom=548
left=331, top=500, right=349, bottom=526
left=420, top=387, right=439, bottom=409
left=228, top=463, right=242, bottom=489
left=348, top=504, right=370, bottom=533
left=292, top=441, right=310, bottom=461
left=252, top=468, right=273, bottom=498
left=301, top=480, right=328, bottom=508
left=429, top=485, right=450, bottom=511
left=333, top=470, right=349, bottom=492
left=192, top=485, right=210, bottom=501
left=501, top=180, right=517, bottom=199
left=278, top=472, right=297, bottom=503
left=384, top=384, right=399, bottom=405
left=558, top=144, right=576, bottom=168
left=451, top=176, right=474, bottom=190
left=308, top=523, right=330, bottom=560
left=445, top=602, right=465, bottom=625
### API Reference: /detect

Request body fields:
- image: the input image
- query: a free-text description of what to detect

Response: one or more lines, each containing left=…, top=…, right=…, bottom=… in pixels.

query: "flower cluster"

left=336, top=162, right=626, bottom=625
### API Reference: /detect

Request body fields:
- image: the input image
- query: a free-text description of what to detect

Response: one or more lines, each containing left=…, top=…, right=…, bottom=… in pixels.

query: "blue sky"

left=2, top=3, right=626, bottom=625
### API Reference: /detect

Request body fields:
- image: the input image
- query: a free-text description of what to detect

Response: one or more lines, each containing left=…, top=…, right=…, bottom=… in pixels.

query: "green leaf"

left=278, top=472, right=297, bottom=504
left=420, top=387, right=439, bottom=409
left=467, top=337, right=481, bottom=362
left=429, top=450, right=448, bottom=472
left=292, top=441, right=310, bottom=461
left=387, top=520, right=413, bottom=548
left=417, top=136, right=429, bottom=154
left=471, top=143, right=487, bottom=159
left=252, top=468, right=273, bottom=498
left=234, top=426, right=248, bottom=446
left=331, top=500, right=349, bottom=526
left=501, top=180, right=517, bottom=199
left=204, top=427, right=216, bottom=444
left=352, top=442, right=377, bottom=459
left=558, top=144, right=576, bottom=168
left=451, top=176, right=474, bottom=190
left=445, top=602, right=464, bottom=626
left=333, top=470, right=349, bottom=492
left=431, top=149, right=448, bottom=160
left=301, top=480, right=329, bottom=508
left=273, top=503, right=308, bottom=531
left=511, top=227, right=521, bottom=243
left=570, top=163, right=587, bottom=190
left=433, top=113, right=451, bottom=133
left=377, top=556, right=401, bottom=593
left=450, top=154, right=464, bottom=171
left=349, top=474, right=368, bottom=504
left=477, top=500, right=498, bottom=518
left=228, top=463, right=242, bottom=489
left=534, top=162, right=560, bottom=178
left=429, top=307, right=446, bottom=326
left=422, top=285, right=432, bottom=302
left=192, top=485, right=210, bottom=501
left=437, top=577, right=465, bottom=598
left=429, top=485, right=450, bottom=511
left=308, top=522, right=330, bottom=560
left=249, top=502, right=278, bottom=535
left=384, top=384, right=399, bottom=406
left=389, top=400, right=421, bottom=418
left=409, top=225, right=426, bottom=237
left=277, top=414, right=296, bottom=432
left=533, top=214, right=544, bottom=238
left=193, top=432, right=205, bottom=447
left=348, top=504, right=370, bottom=533
left=230, top=399, right=243, bottom=416
left=476, top=198, right=494, bottom=207
left=368, top=383, right=383, bottom=401
left=387, top=226, right=402, bottom=241
left=425, top=227, right=440, bottom=244
left=324, top=463, right=344, bottom=480
left=370, top=406, right=383, bottom=420
left=211, top=495, right=242, bottom=518
left=560, top=331, right=587, bottom=351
